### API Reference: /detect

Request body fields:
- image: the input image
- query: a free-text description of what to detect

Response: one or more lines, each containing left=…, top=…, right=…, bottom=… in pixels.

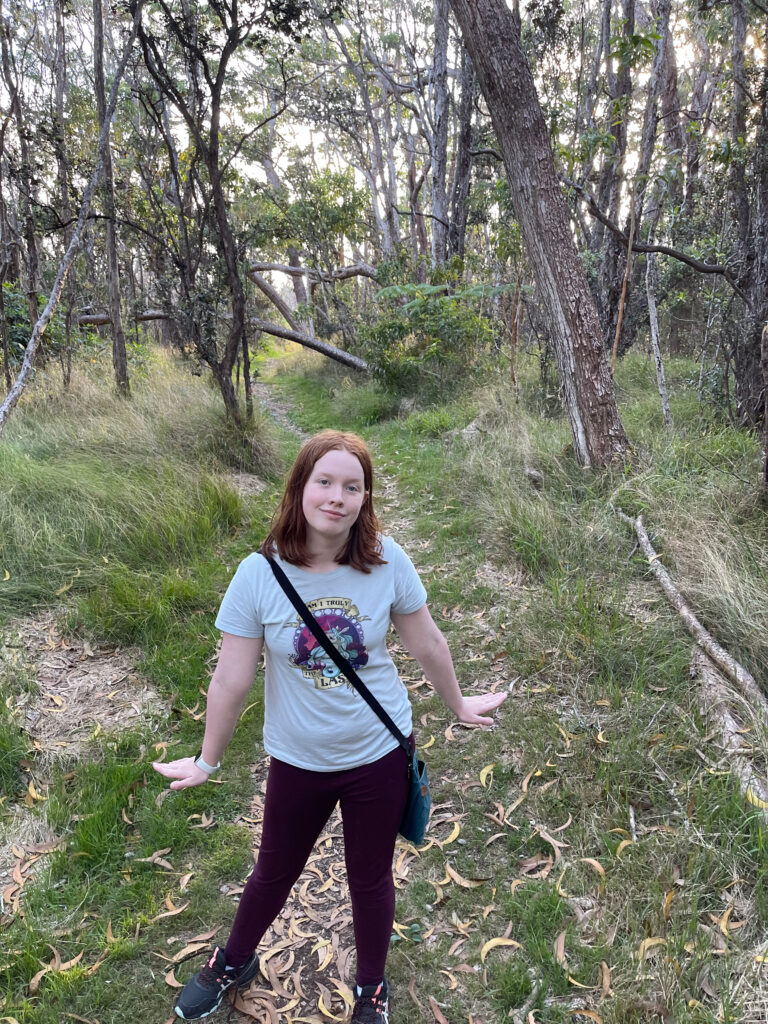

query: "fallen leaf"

left=442, top=822, right=461, bottom=846
left=556, top=869, right=571, bottom=898
left=150, top=898, right=189, bottom=923
left=638, top=937, right=666, bottom=960
left=746, top=788, right=768, bottom=810
left=446, top=863, right=489, bottom=888
left=429, top=996, right=450, bottom=1024
left=600, top=961, right=611, bottom=998
left=480, top=764, right=495, bottom=788
left=554, top=930, right=567, bottom=967
left=408, top=977, right=423, bottom=1009
left=718, top=907, right=733, bottom=937
left=580, top=857, right=605, bottom=876
left=663, top=891, right=674, bottom=922
left=614, top=839, right=634, bottom=858
left=480, top=937, right=521, bottom=962
left=165, top=968, right=183, bottom=988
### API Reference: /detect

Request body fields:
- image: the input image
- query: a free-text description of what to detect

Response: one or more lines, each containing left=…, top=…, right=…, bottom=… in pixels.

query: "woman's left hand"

left=455, top=691, right=507, bottom=727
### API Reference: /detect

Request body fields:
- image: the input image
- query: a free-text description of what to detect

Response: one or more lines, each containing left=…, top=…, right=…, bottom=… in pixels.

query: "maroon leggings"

left=224, top=743, right=409, bottom=986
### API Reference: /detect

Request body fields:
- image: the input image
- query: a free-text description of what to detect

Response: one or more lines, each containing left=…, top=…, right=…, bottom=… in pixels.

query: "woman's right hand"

left=152, top=756, right=211, bottom=790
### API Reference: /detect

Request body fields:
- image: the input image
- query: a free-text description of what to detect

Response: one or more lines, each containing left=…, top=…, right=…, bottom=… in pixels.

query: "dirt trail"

left=0, top=614, right=166, bottom=925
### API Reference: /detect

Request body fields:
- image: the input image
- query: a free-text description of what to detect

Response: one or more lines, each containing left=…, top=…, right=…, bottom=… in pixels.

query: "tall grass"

left=0, top=353, right=280, bottom=616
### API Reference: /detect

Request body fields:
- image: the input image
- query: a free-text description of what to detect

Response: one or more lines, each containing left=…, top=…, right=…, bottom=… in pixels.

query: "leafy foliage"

left=360, top=282, right=496, bottom=397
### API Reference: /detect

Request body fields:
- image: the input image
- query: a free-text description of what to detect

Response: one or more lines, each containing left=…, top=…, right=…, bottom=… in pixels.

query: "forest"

left=1, top=0, right=767, bottom=1021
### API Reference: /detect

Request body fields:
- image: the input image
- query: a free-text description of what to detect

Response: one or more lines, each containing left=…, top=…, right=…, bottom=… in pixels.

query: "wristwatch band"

left=194, top=752, right=220, bottom=775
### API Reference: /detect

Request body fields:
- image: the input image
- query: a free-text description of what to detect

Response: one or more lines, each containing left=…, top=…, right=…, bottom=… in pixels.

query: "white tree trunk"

left=646, top=252, right=673, bottom=428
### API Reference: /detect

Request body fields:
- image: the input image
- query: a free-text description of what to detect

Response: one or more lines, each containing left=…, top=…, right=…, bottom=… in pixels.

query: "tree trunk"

left=646, top=252, right=673, bottom=428
left=448, top=46, right=475, bottom=260
left=594, top=0, right=633, bottom=343
left=0, top=18, right=41, bottom=353
left=55, top=0, right=76, bottom=389
left=94, top=0, right=130, bottom=395
left=731, top=6, right=768, bottom=427
left=430, top=0, right=449, bottom=265
left=448, top=0, right=628, bottom=466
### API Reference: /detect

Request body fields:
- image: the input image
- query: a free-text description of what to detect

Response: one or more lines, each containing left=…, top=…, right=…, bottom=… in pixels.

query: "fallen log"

left=616, top=511, right=767, bottom=713
left=692, top=650, right=768, bottom=820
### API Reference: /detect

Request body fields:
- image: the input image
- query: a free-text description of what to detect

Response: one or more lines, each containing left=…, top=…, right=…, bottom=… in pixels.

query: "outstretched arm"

left=391, top=605, right=506, bottom=726
left=153, top=632, right=264, bottom=789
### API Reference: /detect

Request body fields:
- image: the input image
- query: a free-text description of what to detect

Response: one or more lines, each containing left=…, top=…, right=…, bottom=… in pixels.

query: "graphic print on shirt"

left=290, top=597, right=370, bottom=690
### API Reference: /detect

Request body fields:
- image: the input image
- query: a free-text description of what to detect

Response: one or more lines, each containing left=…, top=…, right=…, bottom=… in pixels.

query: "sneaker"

left=350, top=978, right=389, bottom=1024
left=174, top=946, right=260, bottom=1020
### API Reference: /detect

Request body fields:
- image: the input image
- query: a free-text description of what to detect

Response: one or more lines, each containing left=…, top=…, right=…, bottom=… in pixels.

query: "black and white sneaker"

left=174, top=945, right=260, bottom=1020
left=350, top=978, right=389, bottom=1024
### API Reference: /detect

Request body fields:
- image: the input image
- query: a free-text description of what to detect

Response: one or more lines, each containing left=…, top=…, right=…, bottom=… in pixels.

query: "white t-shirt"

left=215, top=536, right=427, bottom=771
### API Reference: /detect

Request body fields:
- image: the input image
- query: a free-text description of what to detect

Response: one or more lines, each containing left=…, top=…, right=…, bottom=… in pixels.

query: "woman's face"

left=301, top=448, right=368, bottom=547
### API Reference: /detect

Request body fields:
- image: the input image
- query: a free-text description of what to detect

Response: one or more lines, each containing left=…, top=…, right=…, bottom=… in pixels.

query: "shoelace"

left=196, top=960, right=230, bottom=988
left=352, top=991, right=388, bottom=1023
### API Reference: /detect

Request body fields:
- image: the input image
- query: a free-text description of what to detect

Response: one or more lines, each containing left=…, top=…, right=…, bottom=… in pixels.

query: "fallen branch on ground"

left=615, top=510, right=767, bottom=714
left=692, top=650, right=768, bottom=820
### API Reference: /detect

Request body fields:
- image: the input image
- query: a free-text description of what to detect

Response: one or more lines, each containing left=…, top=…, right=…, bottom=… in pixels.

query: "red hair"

left=261, top=430, right=385, bottom=572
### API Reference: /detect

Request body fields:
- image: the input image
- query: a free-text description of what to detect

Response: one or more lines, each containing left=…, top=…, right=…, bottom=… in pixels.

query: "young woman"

left=154, top=430, right=506, bottom=1022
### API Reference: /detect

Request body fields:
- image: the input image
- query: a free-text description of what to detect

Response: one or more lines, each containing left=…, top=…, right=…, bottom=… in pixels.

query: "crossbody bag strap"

left=265, top=554, right=412, bottom=758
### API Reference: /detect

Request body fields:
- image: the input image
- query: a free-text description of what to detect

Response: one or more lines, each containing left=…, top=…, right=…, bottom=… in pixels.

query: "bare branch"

left=248, top=261, right=377, bottom=282
left=568, top=179, right=752, bottom=308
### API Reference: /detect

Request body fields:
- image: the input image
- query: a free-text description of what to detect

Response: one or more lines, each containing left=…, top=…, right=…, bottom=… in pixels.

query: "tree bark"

left=646, top=252, right=673, bottom=429
left=448, top=0, right=628, bottom=466
left=448, top=46, right=475, bottom=260
left=55, top=0, right=76, bottom=389
left=94, top=0, right=130, bottom=395
left=730, top=7, right=768, bottom=427
left=0, top=17, right=41, bottom=349
left=430, top=0, right=449, bottom=265
left=594, top=0, right=634, bottom=344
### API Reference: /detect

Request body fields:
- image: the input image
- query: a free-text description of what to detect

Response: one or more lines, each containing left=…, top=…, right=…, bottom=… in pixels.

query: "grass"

left=2, top=344, right=767, bottom=1023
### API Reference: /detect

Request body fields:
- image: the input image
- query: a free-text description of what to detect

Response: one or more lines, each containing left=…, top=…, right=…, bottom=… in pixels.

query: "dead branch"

left=249, top=271, right=308, bottom=337
left=692, top=650, right=768, bottom=820
left=0, top=3, right=144, bottom=436
left=78, top=310, right=167, bottom=326
left=615, top=510, right=767, bottom=713
left=250, top=319, right=369, bottom=373
left=566, top=179, right=751, bottom=308
left=249, top=261, right=377, bottom=283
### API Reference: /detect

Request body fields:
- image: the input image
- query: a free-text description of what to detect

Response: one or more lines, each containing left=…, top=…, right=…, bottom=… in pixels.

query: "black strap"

left=265, top=554, right=412, bottom=758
